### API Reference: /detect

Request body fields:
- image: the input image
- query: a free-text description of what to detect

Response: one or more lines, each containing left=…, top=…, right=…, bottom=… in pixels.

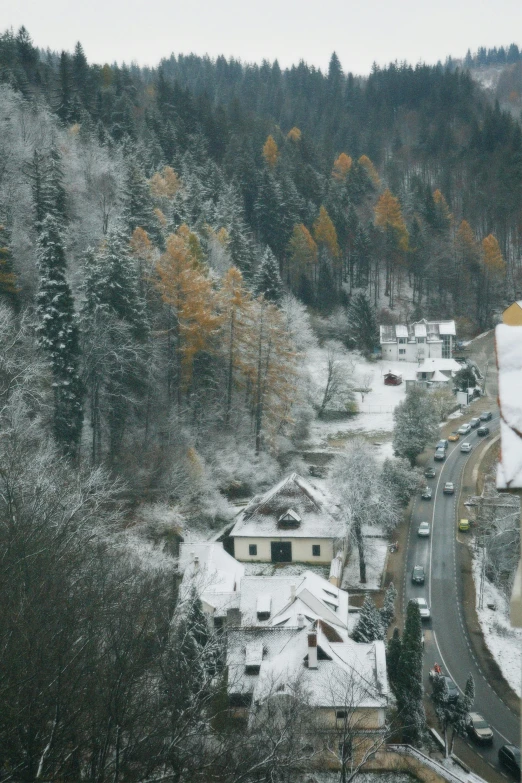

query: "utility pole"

left=482, top=361, right=489, bottom=396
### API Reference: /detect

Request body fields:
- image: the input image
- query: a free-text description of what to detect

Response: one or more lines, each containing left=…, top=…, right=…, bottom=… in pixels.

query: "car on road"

left=412, top=565, right=425, bottom=584
left=480, top=411, right=493, bottom=421
left=448, top=431, right=460, bottom=441
left=442, top=675, right=459, bottom=702
left=414, top=597, right=430, bottom=619
left=424, top=467, right=436, bottom=478
left=498, top=745, right=521, bottom=778
left=458, top=518, right=470, bottom=532
left=477, top=426, right=489, bottom=436
left=421, top=486, right=432, bottom=500
left=460, top=442, right=472, bottom=453
left=458, top=423, right=472, bottom=435
left=418, top=521, right=430, bottom=537
left=443, top=482, right=455, bottom=494
left=434, top=448, right=446, bottom=461
left=470, top=417, right=481, bottom=428
left=436, top=439, right=449, bottom=451
left=466, top=712, right=493, bottom=744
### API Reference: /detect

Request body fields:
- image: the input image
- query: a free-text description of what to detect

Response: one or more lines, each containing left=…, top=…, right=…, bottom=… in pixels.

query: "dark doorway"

left=271, top=541, right=292, bottom=563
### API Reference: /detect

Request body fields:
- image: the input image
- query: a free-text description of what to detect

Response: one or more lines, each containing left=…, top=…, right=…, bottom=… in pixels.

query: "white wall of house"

left=234, top=537, right=335, bottom=564
left=382, top=341, right=443, bottom=362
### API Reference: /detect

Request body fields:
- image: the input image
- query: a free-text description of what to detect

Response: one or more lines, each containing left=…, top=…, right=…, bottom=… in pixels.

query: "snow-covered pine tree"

left=253, top=247, right=283, bottom=303
left=380, top=582, right=397, bottom=631
left=396, top=599, right=426, bottom=745
left=392, top=385, right=439, bottom=467
left=123, top=158, right=164, bottom=248
left=347, top=291, right=378, bottom=353
left=36, top=213, right=83, bottom=455
left=351, top=594, right=383, bottom=643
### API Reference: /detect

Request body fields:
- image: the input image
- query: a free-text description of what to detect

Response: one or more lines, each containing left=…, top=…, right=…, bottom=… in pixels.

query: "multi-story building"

left=379, top=319, right=456, bottom=362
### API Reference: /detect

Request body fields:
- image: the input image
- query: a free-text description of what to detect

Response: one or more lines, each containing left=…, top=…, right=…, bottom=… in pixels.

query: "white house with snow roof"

left=403, top=357, right=462, bottom=391
left=230, top=473, right=345, bottom=565
left=380, top=318, right=456, bottom=362
left=226, top=619, right=388, bottom=731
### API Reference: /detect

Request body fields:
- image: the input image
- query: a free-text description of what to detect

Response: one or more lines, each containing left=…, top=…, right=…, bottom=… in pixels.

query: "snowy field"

left=471, top=551, right=522, bottom=696
left=306, top=345, right=418, bottom=447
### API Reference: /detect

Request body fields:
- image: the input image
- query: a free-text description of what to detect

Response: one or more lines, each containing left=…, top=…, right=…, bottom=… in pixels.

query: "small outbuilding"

left=383, top=371, right=402, bottom=386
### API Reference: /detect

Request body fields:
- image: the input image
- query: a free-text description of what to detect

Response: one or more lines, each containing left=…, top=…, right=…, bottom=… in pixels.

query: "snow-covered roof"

left=496, top=324, right=522, bottom=490
left=227, top=622, right=388, bottom=710
left=238, top=571, right=349, bottom=630
left=231, top=473, right=344, bottom=540
left=438, top=321, right=456, bottom=336
left=430, top=369, right=451, bottom=383
left=417, top=358, right=461, bottom=374
left=179, top=542, right=245, bottom=615
left=414, top=323, right=427, bottom=337
left=379, top=319, right=455, bottom=343
left=395, top=325, right=408, bottom=338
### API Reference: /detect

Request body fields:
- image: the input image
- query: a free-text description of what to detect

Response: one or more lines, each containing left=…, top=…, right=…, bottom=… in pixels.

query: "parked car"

left=418, top=521, right=430, bottom=537
left=434, top=448, right=446, bottom=461
left=424, top=467, right=436, bottom=478
left=460, top=442, right=472, bottom=453
left=498, top=745, right=521, bottom=778
left=414, top=597, right=431, bottom=619
left=458, top=423, right=472, bottom=435
left=436, top=439, right=449, bottom=451
left=448, top=431, right=460, bottom=442
left=470, top=417, right=481, bottom=428
left=466, top=712, right=493, bottom=744
left=412, top=565, right=425, bottom=584
left=443, top=482, right=455, bottom=494
left=477, top=426, right=490, bottom=436
left=480, top=411, right=493, bottom=421
left=458, top=518, right=470, bottom=532
left=421, top=486, right=433, bottom=500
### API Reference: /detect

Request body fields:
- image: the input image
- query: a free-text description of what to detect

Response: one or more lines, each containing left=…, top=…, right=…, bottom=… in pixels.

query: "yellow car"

left=459, top=518, right=470, bottom=532
left=448, top=431, right=460, bottom=442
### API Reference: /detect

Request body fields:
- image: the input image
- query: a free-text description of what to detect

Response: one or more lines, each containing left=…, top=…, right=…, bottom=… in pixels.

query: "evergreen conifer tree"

left=347, top=291, right=378, bottom=353
left=386, top=627, right=402, bottom=694
left=393, top=386, right=439, bottom=467
left=396, top=600, right=426, bottom=745
left=380, top=582, right=397, bottom=631
left=36, top=214, right=83, bottom=455
left=0, top=219, right=19, bottom=310
left=351, top=594, right=383, bottom=643
left=123, top=158, right=164, bottom=248
left=253, top=247, right=283, bottom=303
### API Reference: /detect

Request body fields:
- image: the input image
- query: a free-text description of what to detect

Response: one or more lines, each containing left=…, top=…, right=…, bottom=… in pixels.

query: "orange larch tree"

left=263, top=135, right=279, bottom=168
left=332, top=153, right=353, bottom=182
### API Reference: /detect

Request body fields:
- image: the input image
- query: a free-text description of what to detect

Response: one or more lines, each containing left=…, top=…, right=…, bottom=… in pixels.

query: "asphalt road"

left=403, top=414, right=520, bottom=779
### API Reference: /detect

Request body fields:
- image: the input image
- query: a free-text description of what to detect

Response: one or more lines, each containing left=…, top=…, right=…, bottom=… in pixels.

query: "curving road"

left=403, top=414, right=520, bottom=778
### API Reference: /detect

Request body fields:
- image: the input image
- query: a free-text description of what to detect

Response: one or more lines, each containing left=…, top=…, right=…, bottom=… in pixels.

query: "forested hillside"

left=0, top=27, right=521, bottom=490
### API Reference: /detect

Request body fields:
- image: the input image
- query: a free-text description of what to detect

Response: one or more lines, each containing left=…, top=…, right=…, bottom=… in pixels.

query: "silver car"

left=414, top=597, right=431, bottom=619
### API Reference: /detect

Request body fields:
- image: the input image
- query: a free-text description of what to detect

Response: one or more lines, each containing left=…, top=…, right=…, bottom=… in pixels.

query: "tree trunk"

left=355, top=520, right=366, bottom=583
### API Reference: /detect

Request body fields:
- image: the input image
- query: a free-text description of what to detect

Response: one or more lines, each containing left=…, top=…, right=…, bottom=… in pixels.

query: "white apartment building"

left=379, top=318, right=456, bottom=362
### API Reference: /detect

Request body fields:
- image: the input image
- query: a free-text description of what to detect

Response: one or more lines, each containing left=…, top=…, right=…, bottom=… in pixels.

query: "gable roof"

left=231, top=473, right=344, bottom=539
left=227, top=622, right=388, bottom=710
left=416, top=358, right=461, bottom=374
left=239, top=570, right=349, bottom=629
left=179, top=542, right=245, bottom=615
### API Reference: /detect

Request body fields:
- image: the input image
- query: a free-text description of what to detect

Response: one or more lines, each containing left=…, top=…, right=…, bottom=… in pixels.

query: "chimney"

left=193, top=555, right=199, bottom=568
left=307, top=631, right=318, bottom=669
left=297, top=613, right=305, bottom=629
left=290, top=584, right=296, bottom=601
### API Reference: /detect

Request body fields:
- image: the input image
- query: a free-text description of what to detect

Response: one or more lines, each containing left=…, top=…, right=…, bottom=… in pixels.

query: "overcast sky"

left=3, top=0, right=522, bottom=75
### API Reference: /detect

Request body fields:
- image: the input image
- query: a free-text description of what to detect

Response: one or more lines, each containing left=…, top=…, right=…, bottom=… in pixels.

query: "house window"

left=213, top=617, right=224, bottom=630
left=312, top=545, right=321, bottom=556
left=398, top=337, right=406, bottom=344
left=249, top=544, right=257, bottom=556
left=417, top=337, right=425, bottom=343
left=336, top=710, right=347, bottom=720
left=399, top=349, right=406, bottom=355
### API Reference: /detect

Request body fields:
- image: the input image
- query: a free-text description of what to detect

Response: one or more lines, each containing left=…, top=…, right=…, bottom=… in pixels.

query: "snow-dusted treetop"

left=496, top=324, right=522, bottom=489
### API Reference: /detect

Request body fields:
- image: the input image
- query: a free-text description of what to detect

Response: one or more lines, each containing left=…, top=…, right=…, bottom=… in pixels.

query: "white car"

left=414, top=597, right=431, bottom=619
left=458, top=423, right=471, bottom=435
left=460, top=442, right=472, bottom=453
left=418, top=521, right=430, bottom=537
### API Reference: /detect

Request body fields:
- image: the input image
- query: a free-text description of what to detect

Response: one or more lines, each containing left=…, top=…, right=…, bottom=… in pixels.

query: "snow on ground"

left=342, top=537, right=389, bottom=591
left=243, top=561, right=330, bottom=579
left=305, top=345, right=418, bottom=446
left=311, top=774, right=416, bottom=782
left=471, top=550, right=522, bottom=696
